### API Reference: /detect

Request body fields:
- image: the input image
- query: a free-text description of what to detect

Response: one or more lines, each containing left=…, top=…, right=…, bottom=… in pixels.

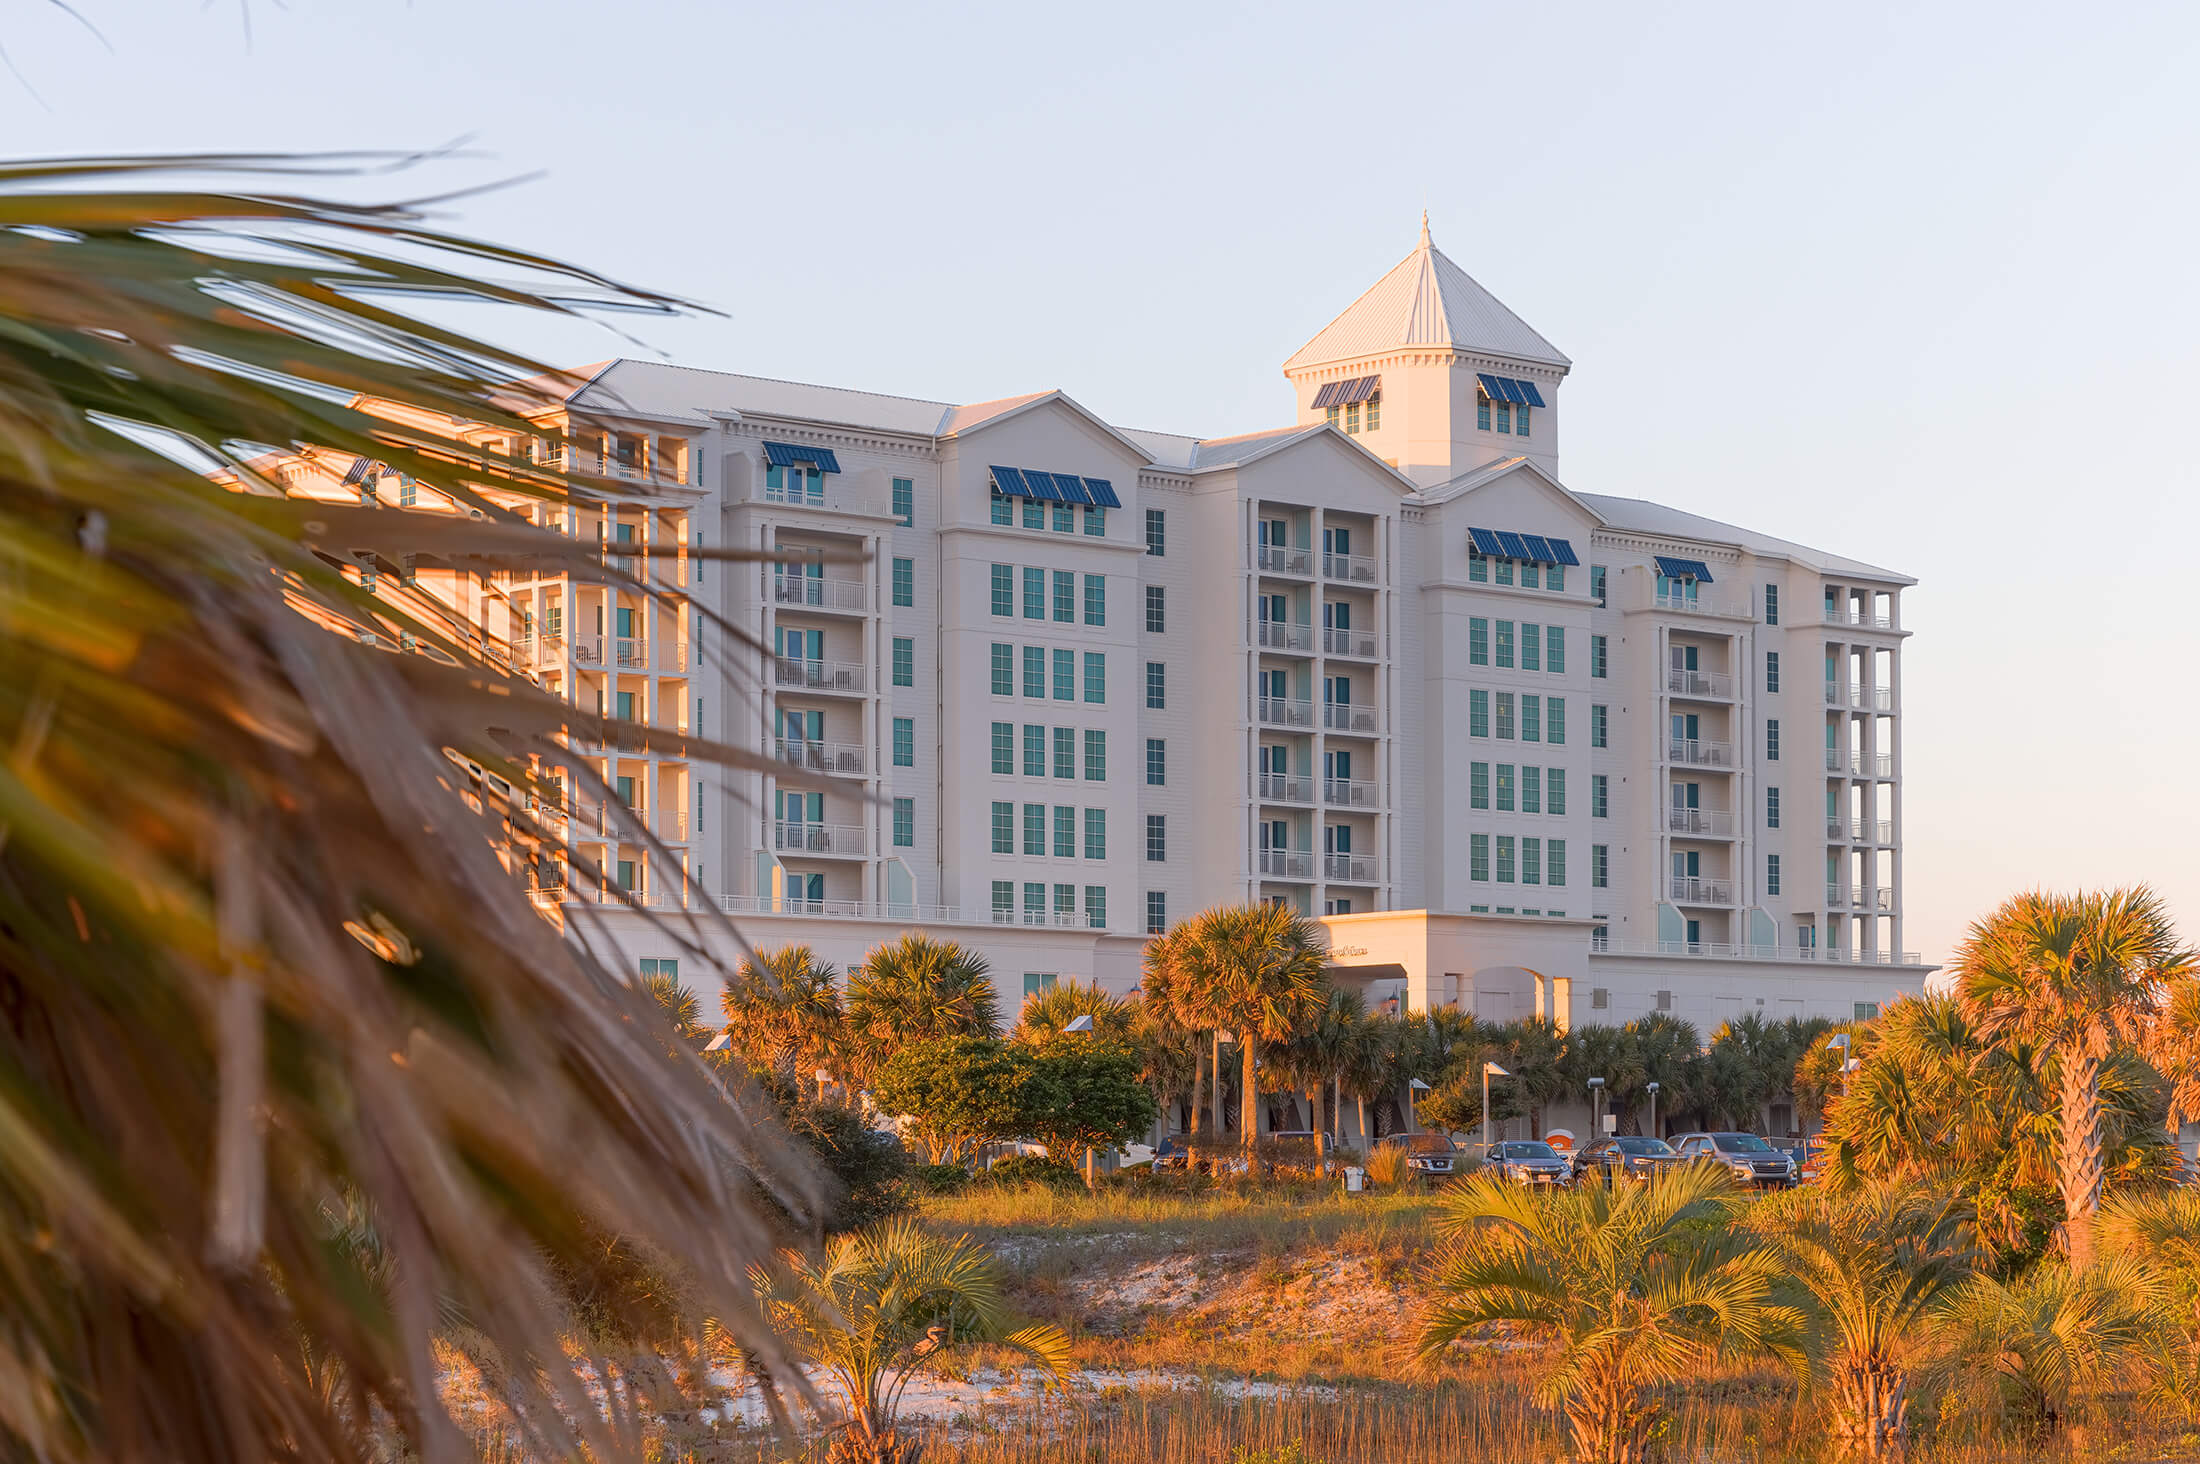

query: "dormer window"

left=1475, top=374, right=1544, bottom=439
left=1314, top=376, right=1381, bottom=435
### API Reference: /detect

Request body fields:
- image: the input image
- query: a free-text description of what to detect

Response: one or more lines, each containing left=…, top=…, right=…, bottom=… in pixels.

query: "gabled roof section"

left=566, top=360, right=956, bottom=436
left=1283, top=217, right=1570, bottom=373
left=933, top=388, right=1158, bottom=466
left=1192, top=422, right=1420, bottom=493
left=1415, top=454, right=1607, bottom=526
left=1576, top=493, right=1914, bottom=584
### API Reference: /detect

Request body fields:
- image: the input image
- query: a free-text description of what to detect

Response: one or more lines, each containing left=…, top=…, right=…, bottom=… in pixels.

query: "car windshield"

left=1616, top=1138, right=1675, bottom=1156
left=1405, top=1135, right=1455, bottom=1155
left=1714, top=1134, right=1776, bottom=1154
left=1502, top=1142, right=1559, bottom=1159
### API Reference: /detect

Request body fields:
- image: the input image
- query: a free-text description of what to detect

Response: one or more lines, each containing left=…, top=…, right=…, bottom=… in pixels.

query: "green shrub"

left=1362, top=1144, right=1409, bottom=1188
left=913, top=1162, right=973, bottom=1195
left=984, top=1153, right=1085, bottom=1191
left=783, top=1101, right=915, bottom=1232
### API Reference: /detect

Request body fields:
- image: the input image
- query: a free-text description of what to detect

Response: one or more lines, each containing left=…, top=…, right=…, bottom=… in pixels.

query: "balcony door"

left=1670, top=712, right=1699, bottom=743
left=1671, top=850, right=1701, bottom=880
left=1323, top=824, right=1351, bottom=855
left=1260, top=592, right=1286, bottom=625
left=1670, top=781, right=1699, bottom=810
left=1260, top=819, right=1287, bottom=852
left=1261, top=669, right=1288, bottom=701
left=1322, top=525, right=1349, bottom=555
left=1322, top=600, right=1349, bottom=630
left=1324, top=748, right=1352, bottom=781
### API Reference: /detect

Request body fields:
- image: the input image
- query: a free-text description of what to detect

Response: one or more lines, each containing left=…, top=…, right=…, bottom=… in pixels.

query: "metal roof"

left=1576, top=493, right=1914, bottom=584
left=1283, top=218, right=1570, bottom=373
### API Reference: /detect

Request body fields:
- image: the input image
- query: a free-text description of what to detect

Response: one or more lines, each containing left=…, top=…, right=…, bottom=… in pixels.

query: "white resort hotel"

left=312, top=223, right=1931, bottom=1034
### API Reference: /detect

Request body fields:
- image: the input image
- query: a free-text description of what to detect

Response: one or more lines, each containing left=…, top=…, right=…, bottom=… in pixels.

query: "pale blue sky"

left=11, top=1, right=2198, bottom=963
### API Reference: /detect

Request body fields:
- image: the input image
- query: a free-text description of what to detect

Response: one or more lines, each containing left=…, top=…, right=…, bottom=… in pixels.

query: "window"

left=893, top=798, right=914, bottom=847
left=1590, top=634, right=1608, bottom=678
left=1052, top=502, right=1073, bottom=534
left=1477, top=391, right=1493, bottom=431
left=1052, top=648, right=1074, bottom=700
left=1592, top=773, right=1609, bottom=818
left=1084, top=729, right=1106, bottom=781
left=1591, top=703, right=1608, bottom=748
left=1516, top=406, right=1531, bottom=438
left=1023, top=646, right=1045, bottom=698
left=1547, top=564, right=1565, bottom=594
left=1365, top=395, right=1380, bottom=430
left=1470, top=688, right=1490, bottom=738
left=1084, top=808, right=1107, bottom=860
left=1021, top=972, right=1058, bottom=1002
left=1495, top=620, right=1515, bottom=668
left=891, top=557, right=913, bottom=607
left=1496, top=763, right=1516, bottom=812
left=1496, top=835, right=1516, bottom=883
left=990, top=564, right=1013, bottom=617
left=1764, top=583, right=1779, bottom=625
left=1590, top=565, right=1607, bottom=606
left=1547, top=627, right=1566, bottom=674
left=993, top=880, right=1014, bottom=919
left=1146, top=661, right=1165, bottom=709
left=992, top=489, right=1013, bottom=526
left=1054, top=805, right=1076, bottom=858
left=1021, top=724, right=1046, bottom=778
left=1145, top=585, right=1165, bottom=633
left=1083, top=574, right=1105, bottom=626
left=1146, top=738, right=1166, bottom=786
left=1548, top=767, right=1567, bottom=815
left=1052, top=569, right=1075, bottom=623
left=1022, top=567, right=1044, bottom=619
left=1548, top=697, right=1566, bottom=745
left=1522, top=694, right=1541, bottom=743
left=1469, top=550, right=1488, bottom=583
left=891, top=477, right=913, bottom=527
left=1146, top=814, right=1166, bottom=862
left=1854, top=1002, right=1880, bottom=1021
left=991, top=802, right=1014, bottom=854
left=1083, top=506, right=1105, bottom=537
left=892, top=717, right=914, bottom=767
left=1766, top=786, right=1781, bottom=828
left=1345, top=401, right=1360, bottom=434
left=1522, top=562, right=1539, bottom=590
left=1522, top=623, right=1541, bottom=672
left=1592, top=843, right=1609, bottom=888
left=1548, top=839, right=1566, bottom=887
left=892, top=637, right=913, bottom=687
left=1495, top=692, right=1516, bottom=740
left=1470, top=761, right=1490, bottom=810
left=1083, top=651, right=1105, bottom=703
left=1471, top=833, right=1491, bottom=881
left=1767, top=853, right=1782, bottom=896
left=638, top=956, right=676, bottom=982
left=990, top=643, right=1013, bottom=696
left=1766, top=718, right=1781, bottom=761
left=991, top=722, right=1014, bottom=775
left=1522, top=765, right=1542, bottom=814
left=1023, top=498, right=1044, bottom=530
left=1765, top=651, right=1780, bottom=693
left=1053, top=727, right=1074, bottom=780
left=1145, top=508, right=1166, bottom=556
left=1469, top=617, right=1489, bottom=666
left=1146, top=890, right=1167, bottom=934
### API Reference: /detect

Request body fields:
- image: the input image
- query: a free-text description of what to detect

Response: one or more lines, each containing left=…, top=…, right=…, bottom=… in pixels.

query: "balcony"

left=1865, top=885, right=1896, bottom=910
left=772, top=820, right=865, bottom=857
left=772, top=573, right=868, bottom=614
left=1322, top=550, right=1377, bottom=584
left=988, top=908, right=1088, bottom=929
left=1255, top=770, right=1314, bottom=803
left=560, top=805, right=687, bottom=843
left=1665, top=668, right=1733, bottom=699
left=570, top=636, right=691, bottom=673
left=1826, top=816, right=1846, bottom=840
left=1666, top=807, right=1734, bottom=837
left=1257, top=544, right=1313, bottom=576
left=1259, top=848, right=1315, bottom=880
left=1324, top=776, right=1379, bottom=809
left=1824, top=747, right=1842, bottom=772
left=1824, top=604, right=1898, bottom=631
left=1667, top=738, right=1733, bottom=768
left=1322, top=625, right=1379, bottom=658
left=1590, top=936, right=1928, bottom=967
left=1853, top=817, right=1894, bottom=845
left=716, top=894, right=962, bottom=923
left=1826, top=883, right=1848, bottom=908
left=1826, top=682, right=1895, bottom=712
left=1255, top=618, right=1316, bottom=653
left=1323, top=852, right=1379, bottom=883
left=1655, top=589, right=1752, bottom=619
left=773, top=657, right=869, bottom=694
left=772, top=737, right=866, bottom=776
left=1670, top=876, right=1734, bottom=905
left=1257, top=696, right=1315, bottom=730
left=1323, top=701, right=1379, bottom=734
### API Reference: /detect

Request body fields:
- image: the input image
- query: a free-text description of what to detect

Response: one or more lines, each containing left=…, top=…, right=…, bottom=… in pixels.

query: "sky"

left=9, top=0, right=2199, bottom=964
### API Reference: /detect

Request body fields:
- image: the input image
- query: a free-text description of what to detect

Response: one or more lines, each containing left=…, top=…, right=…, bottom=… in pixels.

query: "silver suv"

left=1671, top=1131, right=1796, bottom=1189
left=1473, top=1139, right=1574, bottom=1186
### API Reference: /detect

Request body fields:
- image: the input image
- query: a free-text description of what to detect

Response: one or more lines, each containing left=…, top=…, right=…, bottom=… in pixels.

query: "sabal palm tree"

left=0, top=160, right=808, bottom=1463
left=844, top=933, right=1000, bottom=1087
left=1012, top=979, right=1137, bottom=1045
left=752, top=1219, right=1072, bottom=1464
left=724, top=944, right=846, bottom=1098
left=1929, top=1258, right=2161, bottom=1437
left=1955, top=887, right=2196, bottom=1266
left=2098, top=1187, right=2200, bottom=1421
left=1747, top=1180, right=1973, bottom=1456
left=1170, top=904, right=1329, bottom=1155
left=1418, top=1166, right=1803, bottom=1464
left=1273, top=984, right=1368, bottom=1140
left=1619, top=1013, right=1700, bottom=1134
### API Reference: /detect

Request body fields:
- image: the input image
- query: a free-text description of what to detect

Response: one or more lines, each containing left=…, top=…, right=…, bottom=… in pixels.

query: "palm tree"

left=0, top=160, right=808, bottom=1462
left=1274, top=984, right=1368, bottom=1141
left=1012, top=979, right=1136, bottom=1045
left=752, top=1219, right=1072, bottom=1464
left=1747, top=1180, right=1973, bottom=1456
left=2142, top=976, right=2200, bottom=1140
left=723, top=945, right=847, bottom=1099
left=1418, top=1166, right=1803, bottom=1463
left=1337, top=1010, right=1397, bottom=1143
left=1494, top=1016, right=1570, bottom=1138
left=1618, top=1013, right=1700, bottom=1135
left=1929, top=1258, right=2161, bottom=1437
left=644, top=971, right=705, bottom=1044
left=1955, top=887, right=2196, bottom=1267
left=1139, top=922, right=1211, bottom=1141
left=2098, top=1187, right=2200, bottom=1421
left=1170, top=904, right=1329, bottom=1156
left=844, top=933, right=1000, bottom=1088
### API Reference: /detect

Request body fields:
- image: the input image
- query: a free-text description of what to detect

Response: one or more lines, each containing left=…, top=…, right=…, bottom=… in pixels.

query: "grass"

left=919, top=1180, right=1445, bottom=1259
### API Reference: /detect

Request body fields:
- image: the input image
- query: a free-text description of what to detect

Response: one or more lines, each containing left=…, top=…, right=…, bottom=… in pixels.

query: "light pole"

left=1588, top=1076, right=1606, bottom=1141
left=1483, top=1061, right=1512, bottom=1150
left=1646, top=1080, right=1660, bottom=1139
left=1408, top=1077, right=1431, bottom=1134
left=1064, top=1015, right=1097, bottom=1187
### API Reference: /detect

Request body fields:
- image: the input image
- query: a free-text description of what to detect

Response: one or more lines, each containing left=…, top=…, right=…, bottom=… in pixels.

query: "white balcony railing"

left=773, top=820, right=865, bottom=855
left=1665, top=668, right=1733, bottom=699
left=569, top=636, right=690, bottom=673
left=1656, top=590, right=1752, bottom=618
left=1829, top=683, right=1896, bottom=712
left=1255, top=618, right=1316, bottom=652
left=1670, top=876, right=1735, bottom=905
left=1322, top=626, right=1378, bottom=658
left=1826, top=816, right=1846, bottom=840
left=1668, top=738, right=1733, bottom=768
left=1258, top=696, right=1315, bottom=729
left=1666, top=807, right=1734, bottom=836
left=1255, top=770, right=1314, bottom=803
left=772, top=737, right=866, bottom=775
left=1824, top=605, right=1898, bottom=630
left=1826, top=883, right=1848, bottom=908
left=559, top=804, right=687, bottom=843
left=1824, top=746, right=1842, bottom=771
left=1866, top=885, right=1896, bottom=911
left=1259, top=848, right=1315, bottom=879
left=1323, top=852, right=1379, bottom=883
left=1854, top=818, right=1894, bottom=845
left=715, top=894, right=962, bottom=922
left=773, top=657, right=868, bottom=693
left=1590, top=936, right=1928, bottom=967
left=1323, top=701, right=1379, bottom=734
left=1257, top=543, right=1314, bottom=576
left=772, top=574, right=868, bottom=612
left=1322, top=551, right=1377, bottom=584
left=1324, top=777, right=1379, bottom=809
left=988, top=908, right=1088, bottom=929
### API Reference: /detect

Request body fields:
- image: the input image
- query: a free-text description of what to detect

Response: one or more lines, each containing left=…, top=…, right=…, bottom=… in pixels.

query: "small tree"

left=1929, top=1258, right=2162, bottom=1438
left=845, top=933, right=1000, bottom=1089
left=1019, top=1040, right=1161, bottom=1179
left=870, top=1037, right=1032, bottom=1165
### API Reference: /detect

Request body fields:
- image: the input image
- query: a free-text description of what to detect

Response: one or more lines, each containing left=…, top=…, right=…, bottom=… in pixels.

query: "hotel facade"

left=344, top=224, right=1931, bottom=1050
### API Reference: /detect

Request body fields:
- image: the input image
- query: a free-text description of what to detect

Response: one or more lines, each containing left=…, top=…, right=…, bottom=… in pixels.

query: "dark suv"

left=1671, top=1131, right=1796, bottom=1188
left=1571, top=1135, right=1680, bottom=1184
left=1378, top=1132, right=1459, bottom=1178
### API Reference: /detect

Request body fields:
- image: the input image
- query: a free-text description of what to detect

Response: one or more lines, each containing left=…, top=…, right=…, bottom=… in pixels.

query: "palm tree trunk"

left=1189, top=1045, right=1206, bottom=1143
left=2058, top=1028, right=2109, bottom=1270
left=1241, top=1040, right=1260, bottom=1167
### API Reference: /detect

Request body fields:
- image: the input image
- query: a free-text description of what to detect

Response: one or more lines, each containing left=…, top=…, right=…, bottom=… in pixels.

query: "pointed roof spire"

left=1282, top=220, right=1569, bottom=372
left=1420, top=209, right=1431, bottom=247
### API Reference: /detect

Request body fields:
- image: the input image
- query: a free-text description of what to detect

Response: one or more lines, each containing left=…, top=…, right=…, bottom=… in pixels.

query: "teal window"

left=1053, top=806, right=1076, bottom=859
left=892, top=717, right=914, bottom=767
left=1590, top=565, right=1607, bottom=605
left=1592, top=774, right=1608, bottom=818
left=1084, top=729, right=1106, bottom=781
left=1023, top=497, right=1044, bottom=530
left=1522, top=694, right=1541, bottom=743
left=1083, top=651, right=1105, bottom=703
left=893, top=798, right=914, bottom=846
left=1145, top=509, right=1165, bottom=555
left=1591, top=703, right=1608, bottom=748
left=1477, top=392, right=1492, bottom=431
left=1052, top=727, right=1074, bottom=779
left=1084, top=807, right=1107, bottom=860
left=1548, top=768, right=1567, bottom=816
left=1496, top=835, right=1516, bottom=883
left=1146, top=738, right=1166, bottom=786
left=1023, top=645, right=1046, bottom=698
left=1083, top=507, right=1106, bottom=537
left=1084, top=884, right=1107, bottom=927
left=1590, top=634, right=1608, bottom=679
left=1023, top=566, right=1045, bottom=619
left=1023, top=972, right=1058, bottom=1000
left=991, top=722, right=1014, bottom=775
left=1547, top=838, right=1565, bottom=887
left=1496, top=401, right=1512, bottom=434
left=1470, top=833, right=1491, bottom=881
left=1766, top=786, right=1781, bottom=828
left=992, top=880, right=1014, bottom=917
left=1469, top=688, right=1490, bottom=738
left=1547, top=564, right=1565, bottom=593
left=1522, top=765, right=1542, bottom=814
left=1521, top=623, right=1540, bottom=671
left=1146, top=814, right=1166, bottom=861
left=1547, top=626, right=1566, bottom=674
left=1053, top=569, right=1075, bottom=622
left=892, top=477, right=913, bottom=527
left=1496, top=558, right=1513, bottom=586
left=1468, top=550, right=1489, bottom=582
left=1495, top=692, right=1515, bottom=740
left=1052, top=648, right=1074, bottom=700
left=991, top=490, right=1013, bottom=526
left=1023, top=880, right=1045, bottom=916
left=990, top=564, right=1012, bottom=616
left=990, top=642, right=1013, bottom=696
left=1084, top=574, right=1105, bottom=625
left=1765, top=583, right=1780, bottom=625
left=1766, top=651, right=1781, bottom=693
left=892, top=637, right=913, bottom=687
left=1547, top=697, right=1566, bottom=745
left=1146, top=890, right=1167, bottom=933
left=1145, top=586, right=1165, bottom=633
left=1516, top=406, right=1531, bottom=438
left=891, top=557, right=913, bottom=607
left=1522, top=837, right=1541, bottom=885
left=1146, top=661, right=1165, bottom=709
left=1522, top=563, right=1539, bottom=590
left=1469, top=617, right=1489, bottom=665
left=1052, top=502, right=1074, bottom=534
left=1495, top=620, right=1515, bottom=668
left=1023, top=724, right=1046, bottom=777
left=1496, top=763, right=1515, bottom=812
left=991, top=802, right=1014, bottom=854
left=1592, top=844, right=1608, bottom=888
left=1470, top=761, right=1490, bottom=810
left=1766, top=718, right=1781, bottom=761
left=1767, top=853, right=1782, bottom=896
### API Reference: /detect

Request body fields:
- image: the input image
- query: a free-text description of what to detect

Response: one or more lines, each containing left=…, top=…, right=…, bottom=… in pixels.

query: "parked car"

left=1377, top=1132, right=1460, bottom=1178
left=1263, top=1130, right=1332, bottom=1175
left=1670, top=1131, right=1797, bottom=1188
left=1150, top=1136, right=1191, bottom=1171
left=1474, top=1139, right=1575, bottom=1186
left=1570, top=1134, right=1680, bottom=1184
left=1778, top=1138, right=1824, bottom=1184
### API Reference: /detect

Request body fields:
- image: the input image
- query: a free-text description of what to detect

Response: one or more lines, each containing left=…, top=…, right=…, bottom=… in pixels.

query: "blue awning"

left=1547, top=537, right=1580, bottom=567
left=1021, top=470, right=1064, bottom=502
left=1056, top=475, right=1094, bottom=506
left=1468, top=527, right=1506, bottom=556
left=1083, top=478, right=1121, bottom=509
left=1655, top=555, right=1715, bottom=583
left=1517, top=379, right=1547, bottom=409
left=990, top=465, right=1028, bottom=496
left=1312, top=375, right=1382, bottom=409
left=1475, top=373, right=1546, bottom=409
left=1521, top=534, right=1556, bottom=563
left=1471, top=526, right=1575, bottom=566
left=764, top=441, right=841, bottom=473
left=1494, top=530, right=1533, bottom=560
